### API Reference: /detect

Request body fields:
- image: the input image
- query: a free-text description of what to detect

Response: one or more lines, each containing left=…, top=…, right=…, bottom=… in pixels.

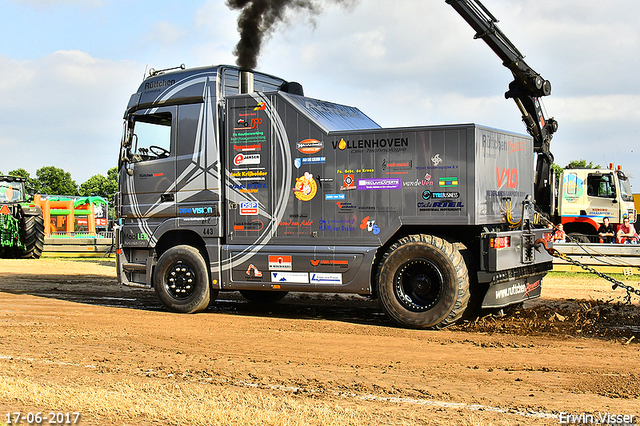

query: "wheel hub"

left=166, top=261, right=196, bottom=299
left=394, top=259, right=443, bottom=312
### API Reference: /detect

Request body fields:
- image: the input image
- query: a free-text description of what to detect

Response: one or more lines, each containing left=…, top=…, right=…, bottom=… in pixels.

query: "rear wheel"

left=377, top=234, right=470, bottom=329
left=239, top=290, right=289, bottom=304
left=153, top=245, right=217, bottom=313
left=21, top=214, right=45, bottom=259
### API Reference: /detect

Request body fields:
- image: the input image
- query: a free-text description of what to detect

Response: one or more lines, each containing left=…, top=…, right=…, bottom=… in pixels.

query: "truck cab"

left=556, top=165, right=635, bottom=240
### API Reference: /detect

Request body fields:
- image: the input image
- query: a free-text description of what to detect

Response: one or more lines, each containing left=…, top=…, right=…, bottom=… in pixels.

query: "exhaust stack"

left=240, top=71, right=254, bottom=94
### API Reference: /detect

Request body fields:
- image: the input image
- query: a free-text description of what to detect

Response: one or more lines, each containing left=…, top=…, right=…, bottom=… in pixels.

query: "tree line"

left=2, top=166, right=118, bottom=200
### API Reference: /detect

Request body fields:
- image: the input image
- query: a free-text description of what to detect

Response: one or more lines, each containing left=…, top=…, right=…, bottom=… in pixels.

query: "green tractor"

left=0, top=175, right=45, bottom=259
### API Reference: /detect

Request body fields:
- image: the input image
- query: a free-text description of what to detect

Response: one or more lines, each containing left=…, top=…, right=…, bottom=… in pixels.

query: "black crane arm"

left=446, top=0, right=558, bottom=213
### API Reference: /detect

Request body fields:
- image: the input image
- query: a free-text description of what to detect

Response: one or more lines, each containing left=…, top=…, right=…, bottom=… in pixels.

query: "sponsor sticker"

left=302, top=156, right=326, bottom=165
left=360, top=216, right=381, bottom=235
left=297, top=139, right=323, bottom=154
left=233, top=144, right=261, bottom=152
left=336, top=201, right=356, bottom=212
left=293, top=172, right=318, bottom=201
left=310, top=259, right=349, bottom=267
left=271, top=272, right=309, bottom=283
left=325, top=194, right=345, bottom=200
left=245, top=264, right=263, bottom=279
left=358, top=178, right=401, bottom=190
left=234, top=153, right=261, bottom=166
left=383, top=159, right=412, bottom=175
left=439, top=177, right=458, bottom=187
left=422, top=191, right=461, bottom=200
left=341, top=174, right=356, bottom=190
left=239, top=201, right=258, bottom=215
left=495, top=283, right=527, bottom=299
left=269, top=255, right=292, bottom=271
left=310, top=273, right=343, bottom=284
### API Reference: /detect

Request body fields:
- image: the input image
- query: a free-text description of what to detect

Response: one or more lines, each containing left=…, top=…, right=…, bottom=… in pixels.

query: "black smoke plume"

left=226, top=0, right=356, bottom=70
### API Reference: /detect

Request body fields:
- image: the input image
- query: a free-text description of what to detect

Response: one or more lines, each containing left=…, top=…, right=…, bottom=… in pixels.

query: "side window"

left=587, top=173, right=615, bottom=198
left=131, top=113, right=172, bottom=163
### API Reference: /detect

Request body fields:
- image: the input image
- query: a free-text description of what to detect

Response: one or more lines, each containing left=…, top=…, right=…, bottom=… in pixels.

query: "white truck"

left=555, top=165, right=635, bottom=242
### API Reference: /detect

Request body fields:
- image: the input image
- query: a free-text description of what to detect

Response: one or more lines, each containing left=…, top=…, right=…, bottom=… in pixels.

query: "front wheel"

left=377, top=235, right=470, bottom=329
left=153, top=245, right=217, bottom=313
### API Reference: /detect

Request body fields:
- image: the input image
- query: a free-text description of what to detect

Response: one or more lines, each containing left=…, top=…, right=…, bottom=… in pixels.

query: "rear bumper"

left=478, top=227, right=553, bottom=308
left=480, top=271, right=547, bottom=308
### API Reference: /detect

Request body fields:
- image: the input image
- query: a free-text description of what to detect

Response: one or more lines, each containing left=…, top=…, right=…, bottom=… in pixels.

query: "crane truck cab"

left=556, top=165, right=635, bottom=241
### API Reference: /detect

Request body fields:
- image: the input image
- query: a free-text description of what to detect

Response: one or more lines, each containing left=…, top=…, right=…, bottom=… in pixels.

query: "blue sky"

left=1, top=0, right=639, bottom=187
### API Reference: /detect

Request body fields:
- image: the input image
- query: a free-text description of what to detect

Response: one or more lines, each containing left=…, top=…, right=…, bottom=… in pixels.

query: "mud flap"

left=481, top=274, right=543, bottom=308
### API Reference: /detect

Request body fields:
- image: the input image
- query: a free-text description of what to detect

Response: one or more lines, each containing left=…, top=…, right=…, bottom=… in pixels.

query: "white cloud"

left=0, top=51, right=142, bottom=182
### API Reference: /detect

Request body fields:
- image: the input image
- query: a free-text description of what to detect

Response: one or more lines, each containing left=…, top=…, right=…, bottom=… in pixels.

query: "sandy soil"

left=0, top=259, right=638, bottom=425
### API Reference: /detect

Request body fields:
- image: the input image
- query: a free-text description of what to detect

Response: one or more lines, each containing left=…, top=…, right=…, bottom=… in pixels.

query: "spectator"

left=553, top=224, right=566, bottom=243
left=616, top=217, right=639, bottom=244
left=597, top=217, right=615, bottom=243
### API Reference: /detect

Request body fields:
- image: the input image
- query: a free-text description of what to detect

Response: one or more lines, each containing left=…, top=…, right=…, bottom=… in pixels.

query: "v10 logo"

left=360, top=216, right=381, bottom=235
left=496, top=167, right=518, bottom=189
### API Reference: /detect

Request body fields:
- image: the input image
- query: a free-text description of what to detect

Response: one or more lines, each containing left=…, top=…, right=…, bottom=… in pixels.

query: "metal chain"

left=549, top=248, right=640, bottom=304
left=531, top=206, right=640, bottom=302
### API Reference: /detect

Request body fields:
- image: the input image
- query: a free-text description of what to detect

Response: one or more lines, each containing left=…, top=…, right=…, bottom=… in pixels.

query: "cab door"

left=120, top=106, right=177, bottom=220
left=586, top=172, right=618, bottom=221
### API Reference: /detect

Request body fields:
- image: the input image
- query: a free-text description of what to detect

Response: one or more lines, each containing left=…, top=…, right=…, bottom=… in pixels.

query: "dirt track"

left=0, top=259, right=638, bottom=425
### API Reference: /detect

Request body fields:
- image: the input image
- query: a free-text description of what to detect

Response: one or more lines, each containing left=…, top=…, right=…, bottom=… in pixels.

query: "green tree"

left=8, top=168, right=38, bottom=195
left=106, top=166, right=118, bottom=193
left=79, top=167, right=117, bottom=198
left=8, top=168, right=29, bottom=178
left=34, top=166, right=79, bottom=196
left=79, top=175, right=110, bottom=198
left=551, top=163, right=563, bottom=182
left=551, top=160, right=602, bottom=185
left=565, top=159, right=600, bottom=169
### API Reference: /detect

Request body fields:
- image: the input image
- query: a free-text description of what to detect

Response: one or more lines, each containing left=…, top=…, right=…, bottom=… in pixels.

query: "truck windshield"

left=617, top=172, right=634, bottom=202
left=0, top=181, right=25, bottom=202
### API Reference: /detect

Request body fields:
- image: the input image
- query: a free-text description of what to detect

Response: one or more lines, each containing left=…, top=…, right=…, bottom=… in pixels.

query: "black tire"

left=153, top=245, right=217, bottom=313
left=239, top=290, right=289, bottom=304
left=21, top=214, right=45, bottom=259
left=377, top=234, right=470, bottom=329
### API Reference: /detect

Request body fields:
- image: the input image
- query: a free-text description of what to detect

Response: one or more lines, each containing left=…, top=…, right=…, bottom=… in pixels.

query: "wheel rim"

left=165, top=260, right=197, bottom=300
left=393, top=258, right=443, bottom=312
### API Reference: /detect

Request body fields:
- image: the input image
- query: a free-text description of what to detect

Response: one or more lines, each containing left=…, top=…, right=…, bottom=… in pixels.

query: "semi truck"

left=554, top=165, right=636, bottom=242
left=115, top=0, right=557, bottom=328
